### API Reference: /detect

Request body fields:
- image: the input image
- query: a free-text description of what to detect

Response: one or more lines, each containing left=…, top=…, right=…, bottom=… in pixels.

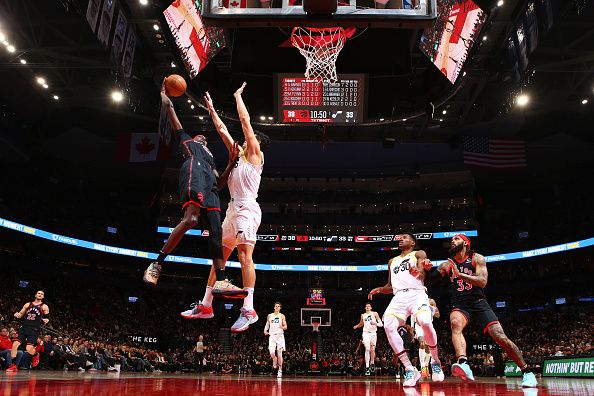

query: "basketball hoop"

left=312, top=321, right=321, bottom=332
left=291, top=27, right=346, bottom=83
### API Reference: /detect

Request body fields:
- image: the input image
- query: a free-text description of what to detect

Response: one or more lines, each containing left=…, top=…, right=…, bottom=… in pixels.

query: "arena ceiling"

left=0, top=0, right=593, bottom=162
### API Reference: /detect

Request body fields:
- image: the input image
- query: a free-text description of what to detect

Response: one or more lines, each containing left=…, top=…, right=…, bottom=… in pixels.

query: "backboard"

left=201, top=0, right=437, bottom=28
left=301, top=308, right=332, bottom=327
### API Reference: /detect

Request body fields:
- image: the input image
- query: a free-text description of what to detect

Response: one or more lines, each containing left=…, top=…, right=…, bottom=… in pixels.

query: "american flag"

left=463, top=136, right=527, bottom=169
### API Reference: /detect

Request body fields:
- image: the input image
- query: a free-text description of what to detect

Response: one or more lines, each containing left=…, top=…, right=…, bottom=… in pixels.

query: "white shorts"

left=383, top=289, right=430, bottom=324
left=222, top=199, right=261, bottom=249
left=362, top=332, right=377, bottom=347
left=268, top=333, right=285, bottom=353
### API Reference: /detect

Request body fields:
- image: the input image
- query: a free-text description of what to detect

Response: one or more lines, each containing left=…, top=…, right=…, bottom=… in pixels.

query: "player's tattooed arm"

left=450, top=254, right=488, bottom=288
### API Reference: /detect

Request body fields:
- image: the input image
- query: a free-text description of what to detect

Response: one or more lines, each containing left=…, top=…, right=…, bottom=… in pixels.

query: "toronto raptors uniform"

left=222, top=153, right=263, bottom=248
left=267, top=313, right=285, bottom=353
left=384, top=251, right=431, bottom=322
left=18, top=302, right=45, bottom=345
left=362, top=312, right=378, bottom=347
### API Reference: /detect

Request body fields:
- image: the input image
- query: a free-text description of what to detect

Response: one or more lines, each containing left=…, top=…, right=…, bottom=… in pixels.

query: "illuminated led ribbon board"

left=1, top=217, right=591, bottom=272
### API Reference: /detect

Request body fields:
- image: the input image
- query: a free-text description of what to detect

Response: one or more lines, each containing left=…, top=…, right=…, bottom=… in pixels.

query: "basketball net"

left=291, top=27, right=346, bottom=83
left=312, top=321, right=321, bottom=332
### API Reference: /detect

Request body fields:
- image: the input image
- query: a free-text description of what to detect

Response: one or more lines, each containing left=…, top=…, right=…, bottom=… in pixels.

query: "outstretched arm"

left=450, top=254, right=488, bottom=288
left=368, top=259, right=394, bottom=299
left=14, top=303, right=29, bottom=318
left=234, top=83, right=262, bottom=163
left=161, top=80, right=182, bottom=131
left=204, top=92, right=234, bottom=151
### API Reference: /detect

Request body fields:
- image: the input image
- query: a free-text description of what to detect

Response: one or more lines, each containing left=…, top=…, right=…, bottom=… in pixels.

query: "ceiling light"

left=20, top=59, right=27, bottom=64
left=402, top=118, right=407, bottom=121
left=268, top=116, right=273, bottom=120
left=515, top=94, right=529, bottom=107
left=463, top=71, right=467, bottom=76
left=139, top=0, right=149, bottom=5
left=260, top=116, right=266, bottom=120
left=198, top=116, right=204, bottom=120
left=171, top=61, right=176, bottom=68
left=42, top=83, right=49, bottom=89
left=153, top=24, right=159, bottom=31
left=7, top=44, right=15, bottom=53
left=497, top=0, right=504, bottom=6
left=582, top=99, right=589, bottom=105
left=0, top=32, right=5, bottom=42
left=442, top=109, right=447, bottom=115
left=439, top=118, right=443, bottom=122
left=482, top=36, right=488, bottom=41
left=2, top=41, right=8, bottom=46
left=379, top=118, right=384, bottom=121
left=36, top=77, right=46, bottom=85
left=111, top=90, right=124, bottom=102
left=187, top=99, right=191, bottom=103
left=190, top=105, right=195, bottom=109
left=52, top=95, right=59, bottom=100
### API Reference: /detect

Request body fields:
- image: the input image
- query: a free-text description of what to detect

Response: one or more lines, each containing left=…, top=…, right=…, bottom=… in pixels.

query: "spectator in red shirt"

left=1, top=328, right=23, bottom=369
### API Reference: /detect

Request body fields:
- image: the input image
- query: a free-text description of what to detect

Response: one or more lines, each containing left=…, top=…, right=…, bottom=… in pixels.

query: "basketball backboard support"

left=201, top=0, right=437, bottom=28
left=301, top=308, right=331, bottom=327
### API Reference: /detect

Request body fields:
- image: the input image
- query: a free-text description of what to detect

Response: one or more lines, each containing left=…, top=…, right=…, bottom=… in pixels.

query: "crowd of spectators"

left=1, top=252, right=592, bottom=376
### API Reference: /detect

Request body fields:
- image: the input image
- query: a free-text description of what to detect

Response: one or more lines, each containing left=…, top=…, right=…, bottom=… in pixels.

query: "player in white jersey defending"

left=264, top=302, right=287, bottom=378
left=353, top=303, right=383, bottom=376
left=368, top=233, right=444, bottom=387
left=412, top=297, right=440, bottom=378
left=181, top=82, right=270, bottom=333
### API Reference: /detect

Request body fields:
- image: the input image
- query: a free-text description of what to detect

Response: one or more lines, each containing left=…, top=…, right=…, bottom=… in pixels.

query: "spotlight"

left=52, top=95, right=60, bottom=100
left=260, top=116, right=266, bottom=120
left=198, top=116, right=204, bottom=120
left=171, top=61, right=176, bottom=68
left=497, top=0, right=504, bottom=6
left=42, top=83, right=49, bottom=89
left=153, top=24, right=159, bottom=31
left=582, top=99, right=589, bottom=105
left=111, top=90, right=124, bottom=102
left=402, top=118, right=407, bottom=121
left=0, top=32, right=5, bottom=42
left=379, top=118, right=384, bottom=121
left=442, top=109, right=447, bottom=115
left=463, top=71, right=467, bottom=76
left=190, top=104, right=195, bottom=109
left=187, top=99, right=191, bottom=103
left=36, top=77, right=46, bottom=85
left=139, top=0, right=148, bottom=5
left=482, top=35, right=488, bottom=41
left=7, top=44, right=15, bottom=53
left=268, top=116, right=273, bottom=120
left=515, top=94, right=529, bottom=107
left=439, top=118, right=443, bottom=122
left=19, top=59, right=27, bottom=64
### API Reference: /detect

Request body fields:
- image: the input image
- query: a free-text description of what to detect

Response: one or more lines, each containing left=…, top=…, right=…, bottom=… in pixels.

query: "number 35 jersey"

left=448, top=254, right=486, bottom=303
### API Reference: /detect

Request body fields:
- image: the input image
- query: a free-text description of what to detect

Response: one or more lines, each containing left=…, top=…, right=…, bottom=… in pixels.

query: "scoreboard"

left=275, top=74, right=367, bottom=124
left=307, top=288, right=326, bottom=306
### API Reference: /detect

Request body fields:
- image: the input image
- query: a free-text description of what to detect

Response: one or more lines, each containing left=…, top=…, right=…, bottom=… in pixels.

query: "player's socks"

left=215, top=268, right=226, bottom=281
left=202, top=286, right=214, bottom=308
left=156, top=250, right=167, bottom=264
left=397, top=351, right=414, bottom=371
left=243, top=288, right=255, bottom=311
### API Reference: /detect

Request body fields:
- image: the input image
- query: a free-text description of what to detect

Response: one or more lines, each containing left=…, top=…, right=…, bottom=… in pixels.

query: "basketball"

left=165, top=74, right=187, bottom=97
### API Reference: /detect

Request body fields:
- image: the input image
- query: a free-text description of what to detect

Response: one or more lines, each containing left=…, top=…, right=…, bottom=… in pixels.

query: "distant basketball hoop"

left=312, top=321, right=321, bottom=332
left=291, top=27, right=346, bottom=83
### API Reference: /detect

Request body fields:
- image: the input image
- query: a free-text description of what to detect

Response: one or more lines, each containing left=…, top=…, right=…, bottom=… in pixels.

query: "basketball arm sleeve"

left=375, top=313, right=383, bottom=327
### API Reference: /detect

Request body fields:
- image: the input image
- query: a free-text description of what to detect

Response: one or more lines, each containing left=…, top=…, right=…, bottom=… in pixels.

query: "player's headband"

left=455, top=234, right=471, bottom=248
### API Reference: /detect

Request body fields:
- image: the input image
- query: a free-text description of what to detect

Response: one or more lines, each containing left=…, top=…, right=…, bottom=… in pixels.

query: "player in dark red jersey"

left=143, top=80, right=245, bottom=300
left=7, top=290, right=49, bottom=372
left=423, top=234, right=537, bottom=387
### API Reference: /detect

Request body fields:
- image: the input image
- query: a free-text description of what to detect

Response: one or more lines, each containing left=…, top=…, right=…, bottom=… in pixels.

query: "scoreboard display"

left=307, top=288, right=326, bottom=306
left=274, top=74, right=367, bottom=124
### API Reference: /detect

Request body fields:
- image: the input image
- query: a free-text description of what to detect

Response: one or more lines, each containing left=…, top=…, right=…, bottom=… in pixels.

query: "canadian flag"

left=223, top=0, right=247, bottom=8
left=117, top=133, right=171, bottom=162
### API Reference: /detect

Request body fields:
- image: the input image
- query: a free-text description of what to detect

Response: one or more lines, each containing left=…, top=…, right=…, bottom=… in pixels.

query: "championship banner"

left=86, top=0, right=102, bottom=33
left=543, top=357, right=594, bottom=377
left=504, top=361, right=522, bottom=377
left=110, top=9, right=127, bottom=64
left=97, top=0, right=116, bottom=47
left=121, top=25, right=137, bottom=78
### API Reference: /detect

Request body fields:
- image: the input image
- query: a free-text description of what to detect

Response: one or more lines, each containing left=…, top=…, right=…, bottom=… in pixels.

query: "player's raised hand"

left=160, top=78, right=172, bottom=105
left=448, top=258, right=460, bottom=276
left=409, top=263, right=421, bottom=277
left=234, top=82, right=247, bottom=97
left=204, top=91, right=214, bottom=110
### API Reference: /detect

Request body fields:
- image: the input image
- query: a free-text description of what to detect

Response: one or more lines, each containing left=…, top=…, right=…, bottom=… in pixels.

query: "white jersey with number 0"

left=228, top=153, right=262, bottom=200
left=390, top=251, right=424, bottom=293
left=362, top=312, right=377, bottom=333
left=268, top=313, right=284, bottom=335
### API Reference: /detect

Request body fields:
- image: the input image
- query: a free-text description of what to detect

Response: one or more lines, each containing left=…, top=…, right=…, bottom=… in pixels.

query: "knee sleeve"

left=206, top=210, right=223, bottom=260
